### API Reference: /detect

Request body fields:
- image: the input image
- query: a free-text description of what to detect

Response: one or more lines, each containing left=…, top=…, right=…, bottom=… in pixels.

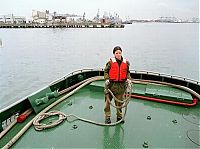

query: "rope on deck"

left=33, top=85, right=131, bottom=131
left=3, top=76, right=131, bottom=148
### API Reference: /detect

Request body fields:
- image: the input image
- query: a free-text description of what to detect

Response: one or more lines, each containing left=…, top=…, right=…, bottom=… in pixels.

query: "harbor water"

left=0, top=23, right=199, bottom=110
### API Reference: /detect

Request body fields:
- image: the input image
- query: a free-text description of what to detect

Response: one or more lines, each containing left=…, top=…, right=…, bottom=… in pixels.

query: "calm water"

left=0, top=23, right=199, bottom=109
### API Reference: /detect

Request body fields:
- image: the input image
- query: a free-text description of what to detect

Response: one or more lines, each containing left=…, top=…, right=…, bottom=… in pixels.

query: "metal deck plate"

left=145, top=83, right=193, bottom=103
left=90, top=81, right=193, bottom=103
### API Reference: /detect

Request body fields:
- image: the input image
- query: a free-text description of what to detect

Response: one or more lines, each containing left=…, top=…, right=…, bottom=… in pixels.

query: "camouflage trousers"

left=104, top=93, right=124, bottom=119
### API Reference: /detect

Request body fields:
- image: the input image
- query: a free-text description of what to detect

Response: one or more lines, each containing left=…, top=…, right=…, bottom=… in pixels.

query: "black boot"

left=117, top=117, right=125, bottom=123
left=105, top=117, right=111, bottom=124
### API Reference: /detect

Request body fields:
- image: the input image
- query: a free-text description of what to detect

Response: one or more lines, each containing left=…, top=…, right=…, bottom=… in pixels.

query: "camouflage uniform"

left=104, top=57, right=131, bottom=119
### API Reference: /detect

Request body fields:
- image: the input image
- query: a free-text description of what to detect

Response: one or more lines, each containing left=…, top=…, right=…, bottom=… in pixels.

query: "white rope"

left=33, top=85, right=131, bottom=130
left=33, top=111, right=67, bottom=131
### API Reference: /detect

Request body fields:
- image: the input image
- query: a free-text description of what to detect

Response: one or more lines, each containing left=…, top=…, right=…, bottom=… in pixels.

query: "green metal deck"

left=90, top=81, right=193, bottom=103
left=1, top=81, right=199, bottom=148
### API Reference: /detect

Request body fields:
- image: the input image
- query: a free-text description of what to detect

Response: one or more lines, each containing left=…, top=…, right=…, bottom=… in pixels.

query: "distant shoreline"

left=0, top=22, right=125, bottom=28
left=0, top=21, right=198, bottom=29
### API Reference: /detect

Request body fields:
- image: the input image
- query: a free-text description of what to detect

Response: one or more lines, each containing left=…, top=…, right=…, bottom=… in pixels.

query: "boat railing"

left=132, top=70, right=200, bottom=85
left=66, top=68, right=104, bottom=77
left=50, top=68, right=104, bottom=85
left=51, top=68, right=199, bottom=86
left=64, top=68, right=200, bottom=84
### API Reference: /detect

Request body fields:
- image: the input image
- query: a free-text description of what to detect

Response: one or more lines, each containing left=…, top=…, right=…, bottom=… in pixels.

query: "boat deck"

left=1, top=80, right=200, bottom=148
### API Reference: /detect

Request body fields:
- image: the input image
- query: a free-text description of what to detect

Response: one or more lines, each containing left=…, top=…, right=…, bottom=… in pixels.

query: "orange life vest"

left=109, top=57, right=128, bottom=82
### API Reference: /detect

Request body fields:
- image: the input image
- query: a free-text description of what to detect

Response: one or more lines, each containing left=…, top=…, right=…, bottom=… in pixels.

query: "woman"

left=104, top=46, right=132, bottom=124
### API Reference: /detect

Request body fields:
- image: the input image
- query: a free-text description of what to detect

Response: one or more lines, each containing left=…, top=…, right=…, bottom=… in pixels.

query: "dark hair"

left=113, top=46, right=122, bottom=54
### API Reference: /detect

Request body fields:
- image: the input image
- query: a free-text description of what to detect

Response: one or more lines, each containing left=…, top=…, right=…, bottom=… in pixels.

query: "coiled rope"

left=33, top=83, right=131, bottom=131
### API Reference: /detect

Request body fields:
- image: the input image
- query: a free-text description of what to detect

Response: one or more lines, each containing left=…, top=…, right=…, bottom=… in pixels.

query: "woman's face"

left=114, top=50, right=122, bottom=60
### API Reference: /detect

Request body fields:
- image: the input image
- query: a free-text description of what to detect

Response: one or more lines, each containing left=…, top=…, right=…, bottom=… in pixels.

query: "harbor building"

left=32, top=10, right=48, bottom=24
left=0, top=10, right=124, bottom=28
left=93, top=9, right=122, bottom=24
left=32, top=10, right=84, bottom=24
left=0, top=15, right=6, bottom=23
left=0, top=14, right=26, bottom=24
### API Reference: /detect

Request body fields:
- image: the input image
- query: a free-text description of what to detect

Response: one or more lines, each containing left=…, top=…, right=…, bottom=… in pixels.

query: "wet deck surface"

left=9, top=82, right=200, bottom=148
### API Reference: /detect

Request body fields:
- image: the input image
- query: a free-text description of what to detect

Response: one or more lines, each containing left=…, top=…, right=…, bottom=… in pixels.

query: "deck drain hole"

left=89, top=105, right=93, bottom=109
left=147, top=116, right=151, bottom=120
left=172, top=119, right=177, bottom=124
left=143, top=141, right=149, bottom=148
left=68, top=101, right=72, bottom=106
left=72, top=125, right=78, bottom=129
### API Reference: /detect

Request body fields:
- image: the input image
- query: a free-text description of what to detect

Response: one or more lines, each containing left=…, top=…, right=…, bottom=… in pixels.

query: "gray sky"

left=0, top=0, right=199, bottom=20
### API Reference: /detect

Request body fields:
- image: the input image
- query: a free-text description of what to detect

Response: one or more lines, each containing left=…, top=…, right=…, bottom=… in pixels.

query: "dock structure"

left=0, top=22, right=124, bottom=28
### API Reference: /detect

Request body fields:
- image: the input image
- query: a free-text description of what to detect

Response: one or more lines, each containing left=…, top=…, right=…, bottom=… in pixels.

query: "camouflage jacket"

left=104, top=57, right=132, bottom=95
